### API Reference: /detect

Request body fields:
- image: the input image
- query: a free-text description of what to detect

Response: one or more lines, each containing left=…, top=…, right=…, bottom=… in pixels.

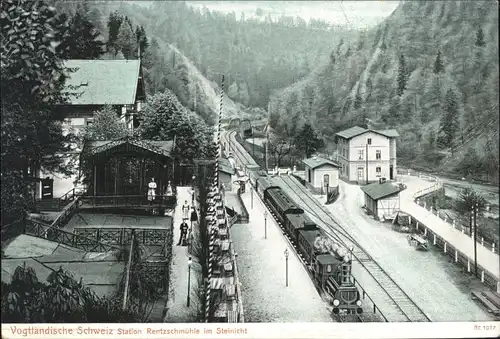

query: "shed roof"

left=302, top=156, right=340, bottom=170
left=335, top=126, right=399, bottom=140
left=83, top=139, right=173, bottom=158
left=360, top=182, right=402, bottom=200
left=62, top=60, right=141, bottom=105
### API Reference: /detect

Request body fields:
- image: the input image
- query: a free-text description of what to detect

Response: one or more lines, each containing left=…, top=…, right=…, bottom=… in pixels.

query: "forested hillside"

left=105, top=1, right=354, bottom=108
left=269, top=1, right=499, bottom=182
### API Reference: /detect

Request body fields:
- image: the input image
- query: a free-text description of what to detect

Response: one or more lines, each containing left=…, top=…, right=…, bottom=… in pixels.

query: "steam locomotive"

left=256, top=175, right=363, bottom=315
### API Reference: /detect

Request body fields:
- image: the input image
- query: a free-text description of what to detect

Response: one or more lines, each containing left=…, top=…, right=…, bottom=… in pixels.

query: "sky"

left=186, top=1, right=400, bottom=29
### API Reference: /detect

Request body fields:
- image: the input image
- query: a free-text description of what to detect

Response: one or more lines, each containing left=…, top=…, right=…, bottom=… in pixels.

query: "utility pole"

left=365, top=143, right=369, bottom=184
left=473, top=203, right=478, bottom=276
left=252, top=122, right=255, bottom=159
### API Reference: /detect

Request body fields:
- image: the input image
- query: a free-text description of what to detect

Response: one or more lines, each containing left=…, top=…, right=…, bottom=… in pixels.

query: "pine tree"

left=396, top=54, right=408, bottom=97
left=294, top=123, right=324, bottom=158
left=433, top=50, right=444, bottom=74
left=354, top=89, right=363, bottom=109
left=475, top=28, right=486, bottom=47
left=59, top=10, right=104, bottom=59
left=437, top=89, right=460, bottom=149
left=116, top=20, right=137, bottom=59
left=107, top=11, right=123, bottom=53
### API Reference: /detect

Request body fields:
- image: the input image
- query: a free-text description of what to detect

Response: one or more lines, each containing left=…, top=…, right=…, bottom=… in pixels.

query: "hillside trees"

left=295, top=123, right=325, bottom=159
left=110, top=1, right=353, bottom=108
left=82, top=105, right=131, bottom=140
left=58, top=4, right=105, bottom=59
left=138, top=91, right=213, bottom=163
left=1, top=0, right=76, bottom=225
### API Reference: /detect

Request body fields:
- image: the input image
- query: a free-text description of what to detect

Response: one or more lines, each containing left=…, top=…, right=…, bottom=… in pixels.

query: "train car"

left=256, top=176, right=279, bottom=197
left=296, top=229, right=324, bottom=264
left=264, top=187, right=304, bottom=225
left=284, top=213, right=318, bottom=243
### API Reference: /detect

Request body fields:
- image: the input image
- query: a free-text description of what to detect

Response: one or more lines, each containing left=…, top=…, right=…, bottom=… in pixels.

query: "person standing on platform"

left=165, top=180, right=173, bottom=196
left=190, top=206, right=198, bottom=230
left=147, top=178, right=157, bottom=206
left=182, top=200, right=190, bottom=220
left=177, top=221, right=189, bottom=246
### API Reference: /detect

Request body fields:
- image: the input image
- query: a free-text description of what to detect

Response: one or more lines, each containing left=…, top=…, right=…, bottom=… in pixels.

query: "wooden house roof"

left=83, top=139, right=173, bottom=159
left=62, top=60, right=142, bottom=105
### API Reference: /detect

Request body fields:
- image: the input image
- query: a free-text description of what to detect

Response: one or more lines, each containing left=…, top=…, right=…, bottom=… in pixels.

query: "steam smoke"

left=314, top=235, right=349, bottom=260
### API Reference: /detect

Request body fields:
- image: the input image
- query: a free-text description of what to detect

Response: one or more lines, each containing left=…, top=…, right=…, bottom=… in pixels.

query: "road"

left=401, top=168, right=499, bottom=212
left=322, top=179, right=494, bottom=321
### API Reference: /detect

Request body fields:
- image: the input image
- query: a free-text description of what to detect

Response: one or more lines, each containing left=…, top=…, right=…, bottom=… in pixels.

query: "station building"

left=335, top=126, right=399, bottom=184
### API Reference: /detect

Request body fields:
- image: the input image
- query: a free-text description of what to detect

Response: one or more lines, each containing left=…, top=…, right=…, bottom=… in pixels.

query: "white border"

left=2, top=322, right=499, bottom=339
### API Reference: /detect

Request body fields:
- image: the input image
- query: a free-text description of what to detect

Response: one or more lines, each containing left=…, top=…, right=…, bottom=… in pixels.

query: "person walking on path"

left=177, top=221, right=189, bottom=246
left=182, top=200, right=190, bottom=220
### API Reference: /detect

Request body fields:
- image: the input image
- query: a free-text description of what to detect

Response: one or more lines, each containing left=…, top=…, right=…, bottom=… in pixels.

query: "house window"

left=326, top=264, right=332, bottom=273
left=376, top=167, right=381, bottom=177
left=367, top=138, right=372, bottom=145
left=85, top=118, right=93, bottom=126
left=376, top=150, right=381, bottom=159
left=358, top=150, right=364, bottom=160
left=323, top=174, right=330, bottom=186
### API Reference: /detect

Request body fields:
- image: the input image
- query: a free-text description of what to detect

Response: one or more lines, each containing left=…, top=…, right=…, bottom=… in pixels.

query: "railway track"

left=224, top=128, right=431, bottom=323
left=276, top=175, right=430, bottom=323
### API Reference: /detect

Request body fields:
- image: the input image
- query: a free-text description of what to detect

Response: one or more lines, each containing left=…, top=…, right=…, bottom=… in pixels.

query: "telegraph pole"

left=365, top=143, right=369, bottom=184
left=473, top=203, right=478, bottom=276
